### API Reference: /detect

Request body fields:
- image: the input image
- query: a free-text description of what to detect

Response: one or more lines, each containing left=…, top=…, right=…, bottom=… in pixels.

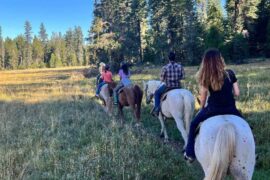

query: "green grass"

left=0, top=61, right=269, bottom=179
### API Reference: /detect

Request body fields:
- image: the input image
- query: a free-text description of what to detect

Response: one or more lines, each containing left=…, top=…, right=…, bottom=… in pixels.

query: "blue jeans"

left=96, top=74, right=103, bottom=87
left=185, top=106, right=243, bottom=158
left=96, top=82, right=106, bottom=95
left=113, top=82, right=124, bottom=103
left=153, top=84, right=167, bottom=110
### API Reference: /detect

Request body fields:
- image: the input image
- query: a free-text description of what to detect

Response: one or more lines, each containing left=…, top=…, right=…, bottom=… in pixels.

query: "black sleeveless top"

left=207, top=69, right=237, bottom=108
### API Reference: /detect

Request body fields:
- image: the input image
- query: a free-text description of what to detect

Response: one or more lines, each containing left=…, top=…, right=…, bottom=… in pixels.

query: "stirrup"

left=150, top=107, right=159, bottom=117
left=184, top=152, right=195, bottom=163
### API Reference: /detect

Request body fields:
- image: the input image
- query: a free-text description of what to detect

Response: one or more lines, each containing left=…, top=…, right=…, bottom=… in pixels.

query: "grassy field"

left=0, top=61, right=269, bottom=179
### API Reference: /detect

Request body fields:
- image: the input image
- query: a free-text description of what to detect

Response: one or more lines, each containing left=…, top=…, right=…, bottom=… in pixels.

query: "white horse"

left=98, top=84, right=113, bottom=115
left=195, top=115, right=255, bottom=180
left=143, top=80, right=195, bottom=147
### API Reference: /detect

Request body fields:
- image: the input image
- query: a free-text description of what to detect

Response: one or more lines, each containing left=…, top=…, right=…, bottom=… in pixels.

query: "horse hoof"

left=164, top=139, right=169, bottom=143
left=135, top=123, right=141, bottom=128
left=181, top=148, right=185, bottom=154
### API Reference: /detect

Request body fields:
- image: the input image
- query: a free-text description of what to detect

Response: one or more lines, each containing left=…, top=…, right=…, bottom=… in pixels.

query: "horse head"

left=143, top=80, right=163, bottom=104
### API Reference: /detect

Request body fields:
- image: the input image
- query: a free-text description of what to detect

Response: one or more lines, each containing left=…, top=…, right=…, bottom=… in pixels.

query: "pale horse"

left=195, top=115, right=255, bottom=180
left=143, top=80, right=195, bottom=147
left=98, top=84, right=113, bottom=115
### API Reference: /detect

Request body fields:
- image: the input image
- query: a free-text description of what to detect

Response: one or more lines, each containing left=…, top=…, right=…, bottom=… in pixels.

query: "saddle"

left=159, top=87, right=182, bottom=116
left=117, top=84, right=133, bottom=94
left=160, top=87, right=181, bottom=102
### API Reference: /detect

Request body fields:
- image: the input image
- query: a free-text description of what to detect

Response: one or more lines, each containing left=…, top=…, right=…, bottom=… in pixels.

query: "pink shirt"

left=101, top=71, right=113, bottom=83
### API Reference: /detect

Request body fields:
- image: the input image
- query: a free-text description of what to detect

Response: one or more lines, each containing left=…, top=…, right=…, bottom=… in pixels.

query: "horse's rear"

left=195, top=115, right=255, bottom=180
left=99, top=84, right=113, bottom=115
left=108, top=82, right=143, bottom=124
left=160, top=89, right=195, bottom=145
left=120, top=85, right=143, bottom=123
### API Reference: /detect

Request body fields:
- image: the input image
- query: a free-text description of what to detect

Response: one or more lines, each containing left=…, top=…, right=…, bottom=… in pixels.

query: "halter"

left=145, top=83, right=153, bottom=104
left=145, top=81, right=163, bottom=104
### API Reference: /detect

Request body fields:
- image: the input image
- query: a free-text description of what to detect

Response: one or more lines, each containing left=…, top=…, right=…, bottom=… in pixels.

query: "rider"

left=113, top=62, right=132, bottom=105
left=184, top=48, right=243, bottom=162
left=95, top=64, right=113, bottom=97
left=96, top=62, right=106, bottom=87
left=151, top=52, right=185, bottom=117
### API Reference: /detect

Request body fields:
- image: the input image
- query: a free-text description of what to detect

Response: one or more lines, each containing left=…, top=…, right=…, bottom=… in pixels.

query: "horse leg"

left=134, top=104, right=141, bottom=127
left=118, top=105, right=124, bottom=125
left=107, top=97, right=113, bottom=116
left=158, top=114, right=168, bottom=143
left=173, top=116, right=188, bottom=149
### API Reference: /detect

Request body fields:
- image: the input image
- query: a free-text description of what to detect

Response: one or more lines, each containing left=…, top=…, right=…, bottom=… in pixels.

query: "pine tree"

left=14, top=35, right=26, bottom=67
left=74, top=26, right=84, bottom=65
left=207, top=0, right=223, bottom=30
left=265, top=21, right=270, bottom=57
left=205, top=0, right=224, bottom=49
left=129, top=0, right=147, bottom=63
left=197, top=0, right=208, bottom=23
left=32, top=36, right=44, bottom=67
left=24, top=20, right=32, bottom=67
left=65, top=29, right=77, bottom=66
left=39, top=23, right=48, bottom=45
left=0, top=26, right=5, bottom=69
left=182, top=0, right=204, bottom=65
left=255, top=0, right=270, bottom=56
left=4, top=38, right=18, bottom=69
left=48, top=32, right=66, bottom=67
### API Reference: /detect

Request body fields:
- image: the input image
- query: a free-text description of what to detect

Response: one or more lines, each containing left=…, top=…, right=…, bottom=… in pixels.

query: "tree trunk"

left=138, top=19, right=143, bottom=64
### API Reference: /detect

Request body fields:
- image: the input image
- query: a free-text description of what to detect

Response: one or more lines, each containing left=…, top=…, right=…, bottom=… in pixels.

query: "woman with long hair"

left=184, top=48, right=243, bottom=162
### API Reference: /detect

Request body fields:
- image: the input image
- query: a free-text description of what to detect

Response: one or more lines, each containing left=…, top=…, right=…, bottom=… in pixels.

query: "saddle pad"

left=118, top=84, right=133, bottom=94
left=161, top=87, right=182, bottom=101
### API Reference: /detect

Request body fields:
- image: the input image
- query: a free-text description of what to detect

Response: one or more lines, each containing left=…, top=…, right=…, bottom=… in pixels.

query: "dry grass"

left=0, top=61, right=269, bottom=179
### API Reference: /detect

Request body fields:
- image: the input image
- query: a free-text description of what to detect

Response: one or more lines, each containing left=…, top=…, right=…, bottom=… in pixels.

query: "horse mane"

left=134, top=85, right=143, bottom=105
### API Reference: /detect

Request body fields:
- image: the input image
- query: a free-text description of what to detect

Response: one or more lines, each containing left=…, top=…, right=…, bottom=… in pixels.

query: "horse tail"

left=182, top=92, right=195, bottom=135
left=133, top=85, right=143, bottom=120
left=205, top=123, right=236, bottom=180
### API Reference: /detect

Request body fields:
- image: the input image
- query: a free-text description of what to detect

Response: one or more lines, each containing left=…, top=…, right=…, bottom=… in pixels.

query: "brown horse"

left=108, top=82, right=143, bottom=125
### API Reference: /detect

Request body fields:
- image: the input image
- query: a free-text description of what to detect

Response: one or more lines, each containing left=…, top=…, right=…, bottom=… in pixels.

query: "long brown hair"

left=197, top=48, right=226, bottom=91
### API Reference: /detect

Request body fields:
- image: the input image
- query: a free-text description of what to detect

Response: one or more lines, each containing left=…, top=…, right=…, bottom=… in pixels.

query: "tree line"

left=89, top=0, right=270, bottom=67
left=0, top=0, right=269, bottom=70
left=0, top=22, right=87, bottom=70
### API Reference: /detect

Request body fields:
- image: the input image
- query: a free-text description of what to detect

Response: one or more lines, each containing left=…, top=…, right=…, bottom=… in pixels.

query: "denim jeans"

left=153, top=84, right=167, bottom=110
left=113, top=82, right=124, bottom=103
left=96, top=82, right=106, bottom=95
left=185, top=106, right=243, bottom=158
left=96, top=74, right=103, bottom=87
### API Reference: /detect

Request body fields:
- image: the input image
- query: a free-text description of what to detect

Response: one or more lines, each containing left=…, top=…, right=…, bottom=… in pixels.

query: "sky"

left=0, top=0, right=94, bottom=39
left=0, top=0, right=226, bottom=39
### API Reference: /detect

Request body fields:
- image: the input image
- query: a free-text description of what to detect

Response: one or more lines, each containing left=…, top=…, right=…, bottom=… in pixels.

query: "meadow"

left=0, top=61, right=269, bottom=179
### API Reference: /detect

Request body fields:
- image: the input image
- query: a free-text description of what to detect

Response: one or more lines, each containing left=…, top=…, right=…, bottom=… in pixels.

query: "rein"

left=145, top=81, right=163, bottom=104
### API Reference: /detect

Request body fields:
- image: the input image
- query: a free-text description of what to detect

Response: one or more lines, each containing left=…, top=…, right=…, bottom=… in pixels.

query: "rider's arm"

left=181, top=66, right=185, bottom=79
left=160, top=68, right=166, bottom=82
left=233, top=82, right=240, bottom=97
left=199, top=86, right=208, bottom=108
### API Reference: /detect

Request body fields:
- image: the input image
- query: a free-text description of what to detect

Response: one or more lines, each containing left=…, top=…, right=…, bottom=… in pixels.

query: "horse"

left=143, top=80, right=195, bottom=147
left=98, top=84, right=113, bottom=115
left=107, top=82, right=143, bottom=126
left=195, top=115, right=255, bottom=180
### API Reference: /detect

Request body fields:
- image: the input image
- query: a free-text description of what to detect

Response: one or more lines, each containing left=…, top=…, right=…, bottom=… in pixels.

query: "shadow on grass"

left=0, top=97, right=203, bottom=179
